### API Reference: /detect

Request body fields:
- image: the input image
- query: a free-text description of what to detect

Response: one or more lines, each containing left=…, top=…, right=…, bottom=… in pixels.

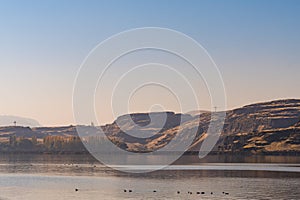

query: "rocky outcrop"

left=186, top=99, right=300, bottom=154
left=103, top=99, right=300, bottom=154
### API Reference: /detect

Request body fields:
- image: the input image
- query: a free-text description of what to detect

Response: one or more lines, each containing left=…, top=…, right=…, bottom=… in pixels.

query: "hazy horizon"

left=0, top=97, right=298, bottom=127
left=1, top=0, right=300, bottom=126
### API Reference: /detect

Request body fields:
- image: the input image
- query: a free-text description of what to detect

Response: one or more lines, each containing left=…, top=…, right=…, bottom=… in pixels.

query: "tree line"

left=0, top=135, right=87, bottom=153
left=0, top=135, right=128, bottom=153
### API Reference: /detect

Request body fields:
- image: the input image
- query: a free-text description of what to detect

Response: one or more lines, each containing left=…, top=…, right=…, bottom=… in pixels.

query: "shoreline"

left=0, top=151, right=300, bottom=156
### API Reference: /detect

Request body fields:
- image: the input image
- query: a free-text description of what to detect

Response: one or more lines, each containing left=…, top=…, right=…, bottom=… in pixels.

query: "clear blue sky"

left=0, top=0, right=299, bottom=126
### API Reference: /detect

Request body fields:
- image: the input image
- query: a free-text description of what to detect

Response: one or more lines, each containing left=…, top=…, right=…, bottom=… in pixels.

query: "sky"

left=0, top=0, right=300, bottom=126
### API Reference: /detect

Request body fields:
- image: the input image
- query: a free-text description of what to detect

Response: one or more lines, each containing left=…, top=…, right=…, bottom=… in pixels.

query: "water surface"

left=0, top=154, right=299, bottom=200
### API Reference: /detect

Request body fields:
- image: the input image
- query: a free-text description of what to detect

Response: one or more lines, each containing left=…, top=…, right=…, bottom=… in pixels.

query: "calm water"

left=0, top=154, right=299, bottom=200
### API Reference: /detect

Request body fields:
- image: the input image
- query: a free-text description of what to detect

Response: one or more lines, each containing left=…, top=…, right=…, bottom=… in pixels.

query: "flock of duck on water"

left=75, top=188, right=230, bottom=195
left=123, top=189, right=229, bottom=195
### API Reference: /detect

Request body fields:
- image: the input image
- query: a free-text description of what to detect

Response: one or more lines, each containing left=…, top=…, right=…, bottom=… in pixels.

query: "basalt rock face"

left=187, top=99, right=300, bottom=154
left=102, top=99, right=300, bottom=154
left=224, top=99, right=300, bottom=134
left=101, top=112, right=194, bottom=151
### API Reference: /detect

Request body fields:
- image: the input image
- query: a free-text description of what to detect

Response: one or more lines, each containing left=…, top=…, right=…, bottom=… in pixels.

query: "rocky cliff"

left=102, top=99, right=300, bottom=154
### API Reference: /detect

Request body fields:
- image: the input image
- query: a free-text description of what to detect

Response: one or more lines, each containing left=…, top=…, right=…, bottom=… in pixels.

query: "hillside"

left=0, top=99, right=300, bottom=154
left=97, top=99, right=300, bottom=154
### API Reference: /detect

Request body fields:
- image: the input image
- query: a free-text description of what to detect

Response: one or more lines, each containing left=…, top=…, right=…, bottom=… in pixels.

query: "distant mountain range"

left=0, top=99, right=300, bottom=154
left=0, top=115, right=41, bottom=127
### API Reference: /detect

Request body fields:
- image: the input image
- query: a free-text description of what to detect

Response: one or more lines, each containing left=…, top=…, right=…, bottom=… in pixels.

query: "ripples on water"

left=0, top=154, right=299, bottom=200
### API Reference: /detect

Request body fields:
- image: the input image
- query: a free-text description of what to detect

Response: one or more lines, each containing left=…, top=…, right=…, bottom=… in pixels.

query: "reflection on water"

left=1, top=153, right=300, bottom=164
left=0, top=154, right=299, bottom=199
